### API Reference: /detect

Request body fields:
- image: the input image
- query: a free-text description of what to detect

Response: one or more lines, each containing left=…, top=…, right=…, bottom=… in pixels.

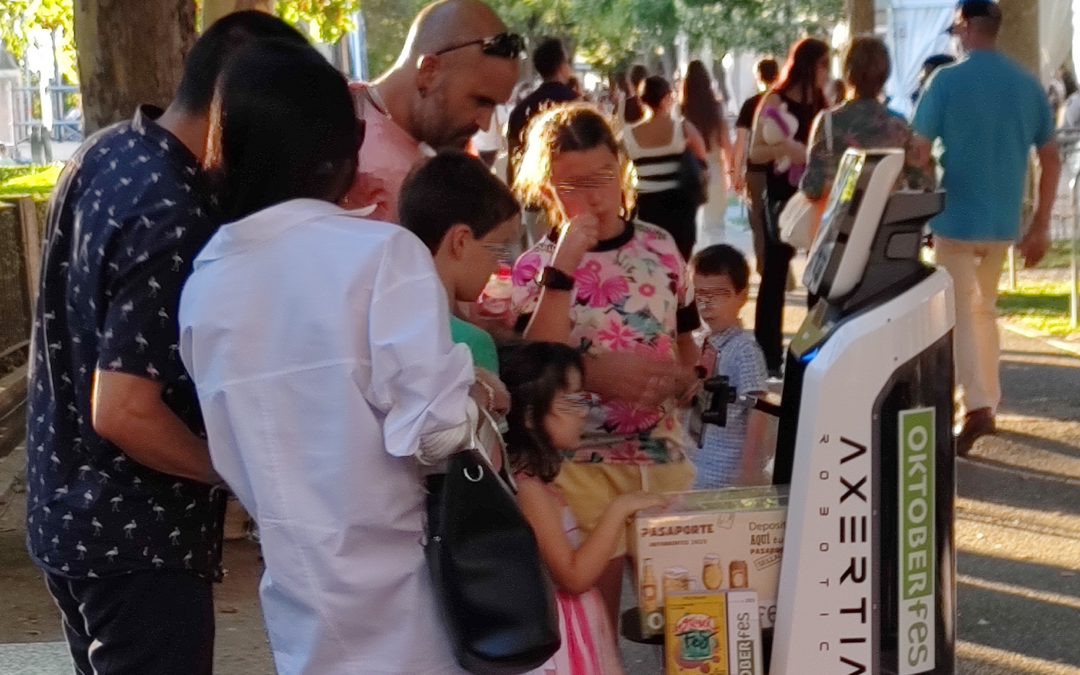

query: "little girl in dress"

left=500, top=341, right=668, bottom=675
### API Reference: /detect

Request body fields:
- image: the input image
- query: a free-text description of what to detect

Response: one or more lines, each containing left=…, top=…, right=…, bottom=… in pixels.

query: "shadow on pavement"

left=999, top=360, right=1080, bottom=422
left=959, top=458, right=1080, bottom=524
left=958, top=551, right=1080, bottom=668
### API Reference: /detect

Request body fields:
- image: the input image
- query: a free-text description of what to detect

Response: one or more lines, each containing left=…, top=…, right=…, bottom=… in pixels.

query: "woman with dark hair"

left=625, top=75, right=710, bottom=258
left=748, top=37, right=831, bottom=374
left=1059, top=67, right=1080, bottom=128
left=682, top=59, right=734, bottom=243
left=180, top=39, right=484, bottom=675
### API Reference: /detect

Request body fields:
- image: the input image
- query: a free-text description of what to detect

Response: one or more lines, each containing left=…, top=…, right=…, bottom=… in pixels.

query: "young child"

left=399, top=151, right=520, bottom=411
left=688, top=244, right=770, bottom=489
left=500, top=341, right=666, bottom=675
left=511, top=102, right=700, bottom=625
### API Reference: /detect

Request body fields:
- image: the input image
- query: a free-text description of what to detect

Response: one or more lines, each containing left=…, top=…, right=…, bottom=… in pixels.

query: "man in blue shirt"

left=912, top=0, right=1061, bottom=456
left=26, top=13, right=306, bottom=674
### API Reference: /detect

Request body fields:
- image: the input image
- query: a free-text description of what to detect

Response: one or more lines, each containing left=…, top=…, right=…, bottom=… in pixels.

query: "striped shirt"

left=625, top=119, right=687, bottom=194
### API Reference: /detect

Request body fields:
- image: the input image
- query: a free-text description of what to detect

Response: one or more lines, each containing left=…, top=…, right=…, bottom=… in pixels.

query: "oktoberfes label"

left=899, top=408, right=935, bottom=675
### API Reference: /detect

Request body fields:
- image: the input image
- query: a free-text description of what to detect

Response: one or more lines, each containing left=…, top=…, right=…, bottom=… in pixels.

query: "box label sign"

left=899, top=408, right=935, bottom=675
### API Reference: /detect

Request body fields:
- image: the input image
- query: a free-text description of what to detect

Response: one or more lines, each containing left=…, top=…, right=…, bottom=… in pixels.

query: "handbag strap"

left=824, top=109, right=834, bottom=153
left=472, top=407, right=517, bottom=492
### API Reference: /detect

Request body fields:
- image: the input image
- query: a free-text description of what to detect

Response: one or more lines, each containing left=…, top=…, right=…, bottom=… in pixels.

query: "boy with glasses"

left=688, top=244, right=770, bottom=489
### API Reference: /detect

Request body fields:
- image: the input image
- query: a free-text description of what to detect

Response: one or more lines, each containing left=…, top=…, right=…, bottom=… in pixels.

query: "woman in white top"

left=179, top=40, right=482, bottom=675
left=681, top=60, right=734, bottom=246
left=625, top=75, right=709, bottom=259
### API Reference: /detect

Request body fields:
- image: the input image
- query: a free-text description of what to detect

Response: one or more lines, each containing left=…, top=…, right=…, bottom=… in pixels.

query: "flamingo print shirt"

left=512, top=221, right=699, bottom=465
left=26, top=106, right=226, bottom=581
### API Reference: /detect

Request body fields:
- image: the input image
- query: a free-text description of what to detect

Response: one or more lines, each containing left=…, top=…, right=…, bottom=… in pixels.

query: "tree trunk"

left=997, top=0, right=1040, bottom=76
left=845, top=0, right=875, bottom=35
left=73, top=0, right=196, bottom=135
left=202, top=0, right=274, bottom=31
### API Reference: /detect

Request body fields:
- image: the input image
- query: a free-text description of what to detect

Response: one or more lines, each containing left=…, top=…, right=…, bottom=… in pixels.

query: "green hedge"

left=0, top=165, right=49, bottom=183
left=0, top=164, right=61, bottom=198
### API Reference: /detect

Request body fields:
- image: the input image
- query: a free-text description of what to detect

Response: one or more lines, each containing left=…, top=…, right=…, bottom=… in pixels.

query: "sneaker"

left=955, top=407, right=995, bottom=457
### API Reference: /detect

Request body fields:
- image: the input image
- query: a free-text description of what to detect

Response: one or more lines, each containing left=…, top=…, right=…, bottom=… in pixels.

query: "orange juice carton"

left=664, top=590, right=763, bottom=675
left=632, top=485, right=787, bottom=638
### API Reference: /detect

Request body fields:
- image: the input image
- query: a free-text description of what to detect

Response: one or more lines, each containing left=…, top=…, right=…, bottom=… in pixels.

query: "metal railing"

left=9, top=81, right=81, bottom=162
left=1055, top=128, right=1080, bottom=329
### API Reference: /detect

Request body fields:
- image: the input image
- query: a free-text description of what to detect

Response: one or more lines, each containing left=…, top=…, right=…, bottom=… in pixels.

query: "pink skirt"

left=529, top=588, right=625, bottom=675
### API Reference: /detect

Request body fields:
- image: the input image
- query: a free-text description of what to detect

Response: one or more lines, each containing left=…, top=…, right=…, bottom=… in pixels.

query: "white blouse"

left=179, top=199, right=474, bottom=675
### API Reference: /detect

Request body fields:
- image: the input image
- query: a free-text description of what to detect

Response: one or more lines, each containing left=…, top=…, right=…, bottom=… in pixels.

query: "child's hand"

left=471, top=367, right=511, bottom=415
left=614, top=491, right=670, bottom=518
left=552, top=213, right=600, bottom=274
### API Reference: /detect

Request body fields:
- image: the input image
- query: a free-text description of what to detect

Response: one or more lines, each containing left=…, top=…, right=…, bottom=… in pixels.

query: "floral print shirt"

left=512, top=221, right=699, bottom=465
left=801, top=98, right=936, bottom=201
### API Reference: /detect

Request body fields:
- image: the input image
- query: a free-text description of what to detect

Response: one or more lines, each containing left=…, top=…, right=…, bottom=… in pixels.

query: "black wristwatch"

left=537, top=266, right=575, bottom=291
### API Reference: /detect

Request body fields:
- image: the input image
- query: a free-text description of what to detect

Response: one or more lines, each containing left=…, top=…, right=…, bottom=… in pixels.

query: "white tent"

left=883, top=0, right=1075, bottom=119
left=1042, top=0, right=1072, bottom=84
left=882, top=0, right=954, bottom=118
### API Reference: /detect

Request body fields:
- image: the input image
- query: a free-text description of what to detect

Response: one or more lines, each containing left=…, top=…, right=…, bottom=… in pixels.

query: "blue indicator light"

left=800, top=347, right=820, bottom=363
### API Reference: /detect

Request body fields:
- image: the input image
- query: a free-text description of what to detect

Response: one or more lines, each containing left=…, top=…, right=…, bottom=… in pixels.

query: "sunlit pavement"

left=2, top=217, right=1079, bottom=674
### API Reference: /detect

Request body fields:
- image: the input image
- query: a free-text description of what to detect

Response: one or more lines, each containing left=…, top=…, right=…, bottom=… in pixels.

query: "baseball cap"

left=946, top=0, right=1003, bottom=34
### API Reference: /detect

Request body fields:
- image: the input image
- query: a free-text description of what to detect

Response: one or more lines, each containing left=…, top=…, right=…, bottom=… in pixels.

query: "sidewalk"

left=1, top=219, right=1079, bottom=674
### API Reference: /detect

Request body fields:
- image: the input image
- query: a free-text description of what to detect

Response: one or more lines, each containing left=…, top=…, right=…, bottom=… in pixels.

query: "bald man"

left=342, top=0, right=521, bottom=222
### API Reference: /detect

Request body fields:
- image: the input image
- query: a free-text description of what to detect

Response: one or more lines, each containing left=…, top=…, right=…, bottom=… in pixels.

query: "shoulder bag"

left=425, top=409, right=561, bottom=675
left=779, top=109, right=833, bottom=250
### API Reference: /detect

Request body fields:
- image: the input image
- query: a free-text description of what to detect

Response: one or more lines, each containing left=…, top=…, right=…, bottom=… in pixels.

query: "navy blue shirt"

left=507, top=81, right=579, bottom=155
left=26, top=106, right=226, bottom=580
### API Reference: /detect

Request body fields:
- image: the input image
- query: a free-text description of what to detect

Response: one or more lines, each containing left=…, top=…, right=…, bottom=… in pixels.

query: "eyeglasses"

left=555, top=392, right=598, bottom=414
left=696, top=289, right=737, bottom=306
left=481, top=242, right=514, bottom=262
left=434, top=33, right=527, bottom=60
left=555, top=169, right=617, bottom=193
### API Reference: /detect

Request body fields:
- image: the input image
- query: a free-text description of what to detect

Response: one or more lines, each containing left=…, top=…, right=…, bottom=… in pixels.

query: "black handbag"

left=676, top=148, right=709, bottom=206
left=425, top=413, right=561, bottom=675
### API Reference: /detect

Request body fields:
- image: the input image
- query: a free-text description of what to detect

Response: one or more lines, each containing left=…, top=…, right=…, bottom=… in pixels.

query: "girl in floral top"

left=801, top=37, right=936, bottom=202
left=511, top=103, right=700, bottom=626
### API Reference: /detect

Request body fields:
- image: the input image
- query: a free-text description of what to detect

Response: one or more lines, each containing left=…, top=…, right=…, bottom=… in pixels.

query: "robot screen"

left=803, top=152, right=866, bottom=297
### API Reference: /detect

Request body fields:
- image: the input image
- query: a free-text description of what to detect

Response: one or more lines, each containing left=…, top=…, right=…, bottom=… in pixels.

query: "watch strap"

left=537, top=266, right=575, bottom=291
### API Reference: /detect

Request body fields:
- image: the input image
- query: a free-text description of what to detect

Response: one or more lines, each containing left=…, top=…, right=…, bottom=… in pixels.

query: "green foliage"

left=998, top=277, right=1079, bottom=337
left=0, top=164, right=62, bottom=197
left=0, top=0, right=845, bottom=91
left=678, top=0, right=842, bottom=57
left=278, top=0, right=362, bottom=43
left=0, top=0, right=76, bottom=78
left=481, top=0, right=842, bottom=72
left=359, top=0, right=427, bottom=76
left=1, top=0, right=363, bottom=83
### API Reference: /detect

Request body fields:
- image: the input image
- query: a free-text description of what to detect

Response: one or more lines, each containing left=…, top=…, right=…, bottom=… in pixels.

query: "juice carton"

left=664, top=590, right=763, bottom=675
left=631, top=485, right=787, bottom=638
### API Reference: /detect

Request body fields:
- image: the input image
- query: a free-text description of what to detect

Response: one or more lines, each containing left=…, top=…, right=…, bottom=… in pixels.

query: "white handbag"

left=779, top=110, right=833, bottom=250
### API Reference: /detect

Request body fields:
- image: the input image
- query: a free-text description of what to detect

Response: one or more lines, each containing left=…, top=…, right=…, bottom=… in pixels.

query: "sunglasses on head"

left=434, top=32, right=527, bottom=59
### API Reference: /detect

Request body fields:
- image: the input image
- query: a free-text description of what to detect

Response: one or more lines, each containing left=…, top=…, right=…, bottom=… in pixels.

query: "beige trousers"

left=933, top=236, right=1011, bottom=414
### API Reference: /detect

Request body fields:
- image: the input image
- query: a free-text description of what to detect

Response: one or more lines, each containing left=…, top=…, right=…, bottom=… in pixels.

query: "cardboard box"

left=664, top=591, right=763, bottom=675
left=632, top=486, right=787, bottom=639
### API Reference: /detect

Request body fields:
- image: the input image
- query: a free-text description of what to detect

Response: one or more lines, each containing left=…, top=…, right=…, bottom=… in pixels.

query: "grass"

left=1033, top=241, right=1076, bottom=270
left=998, top=278, right=1078, bottom=337
left=0, top=164, right=61, bottom=198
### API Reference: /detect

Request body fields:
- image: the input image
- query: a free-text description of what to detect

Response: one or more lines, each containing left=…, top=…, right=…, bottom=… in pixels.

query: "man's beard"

left=433, top=125, right=479, bottom=151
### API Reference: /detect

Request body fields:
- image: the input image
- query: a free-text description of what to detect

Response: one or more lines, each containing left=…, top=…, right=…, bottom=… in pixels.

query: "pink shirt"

left=343, top=83, right=432, bottom=223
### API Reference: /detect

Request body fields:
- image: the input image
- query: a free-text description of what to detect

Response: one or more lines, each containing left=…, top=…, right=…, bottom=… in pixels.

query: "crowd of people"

left=23, top=0, right=1059, bottom=673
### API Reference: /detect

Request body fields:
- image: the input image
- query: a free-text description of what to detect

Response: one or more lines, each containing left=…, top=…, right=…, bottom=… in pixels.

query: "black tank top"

left=766, top=91, right=821, bottom=205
